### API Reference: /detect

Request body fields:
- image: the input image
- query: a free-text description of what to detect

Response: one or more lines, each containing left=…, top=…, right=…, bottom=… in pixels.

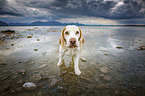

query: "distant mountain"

left=0, top=21, right=8, bottom=26
left=8, top=22, right=29, bottom=26
left=30, top=21, right=85, bottom=26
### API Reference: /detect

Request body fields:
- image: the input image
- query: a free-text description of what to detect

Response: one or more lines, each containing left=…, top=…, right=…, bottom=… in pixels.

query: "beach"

left=0, top=26, right=145, bottom=96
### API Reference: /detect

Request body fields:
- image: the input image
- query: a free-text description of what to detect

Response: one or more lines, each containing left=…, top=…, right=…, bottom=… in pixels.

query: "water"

left=0, top=26, right=145, bottom=96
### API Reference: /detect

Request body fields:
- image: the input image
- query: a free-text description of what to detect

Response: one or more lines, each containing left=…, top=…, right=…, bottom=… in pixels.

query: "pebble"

left=116, top=47, right=123, bottom=49
left=38, top=64, right=48, bottom=69
left=137, top=46, right=145, bottom=50
left=23, top=82, right=37, bottom=91
left=80, top=57, right=87, bottom=62
left=99, top=67, right=109, bottom=74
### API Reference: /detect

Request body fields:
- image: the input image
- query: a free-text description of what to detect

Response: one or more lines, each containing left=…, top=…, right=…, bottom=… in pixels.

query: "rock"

left=38, top=64, right=48, bottom=69
left=37, top=39, right=40, bottom=41
left=80, top=57, right=87, bottom=62
left=137, top=46, right=145, bottom=50
left=116, top=47, right=123, bottom=49
left=27, top=35, right=32, bottom=38
left=104, top=53, right=109, bottom=56
left=23, top=82, right=37, bottom=91
left=0, top=62, right=7, bottom=65
left=99, top=67, right=109, bottom=74
left=1, top=30, right=15, bottom=34
left=34, top=49, right=38, bottom=51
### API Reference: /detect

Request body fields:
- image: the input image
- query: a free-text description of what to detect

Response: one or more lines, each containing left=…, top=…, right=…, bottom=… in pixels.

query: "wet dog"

left=57, top=25, right=85, bottom=75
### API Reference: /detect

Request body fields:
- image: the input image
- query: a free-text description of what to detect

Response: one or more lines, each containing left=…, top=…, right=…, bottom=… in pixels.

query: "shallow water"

left=0, top=26, right=145, bottom=96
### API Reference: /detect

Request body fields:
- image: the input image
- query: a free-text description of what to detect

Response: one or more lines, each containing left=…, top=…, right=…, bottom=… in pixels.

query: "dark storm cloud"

left=112, top=0, right=145, bottom=19
left=0, top=0, right=145, bottom=23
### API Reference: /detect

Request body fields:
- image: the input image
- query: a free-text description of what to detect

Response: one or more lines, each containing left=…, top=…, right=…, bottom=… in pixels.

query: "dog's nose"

left=70, top=38, right=76, bottom=44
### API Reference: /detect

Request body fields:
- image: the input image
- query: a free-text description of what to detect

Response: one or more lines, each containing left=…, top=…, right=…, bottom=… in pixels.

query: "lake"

left=0, top=26, right=145, bottom=96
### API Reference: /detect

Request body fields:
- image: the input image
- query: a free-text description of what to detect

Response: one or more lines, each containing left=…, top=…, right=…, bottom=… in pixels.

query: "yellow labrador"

left=57, top=25, right=85, bottom=75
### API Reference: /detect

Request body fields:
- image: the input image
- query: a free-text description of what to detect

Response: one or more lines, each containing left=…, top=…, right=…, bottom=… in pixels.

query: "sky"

left=0, top=0, right=145, bottom=25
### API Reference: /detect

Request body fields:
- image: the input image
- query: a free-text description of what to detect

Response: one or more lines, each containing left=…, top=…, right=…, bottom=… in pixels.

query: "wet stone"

left=99, top=67, right=109, bottom=74
left=23, top=82, right=37, bottom=91
left=0, top=62, right=7, bottom=65
left=34, top=49, right=38, bottom=51
left=137, top=46, right=145, bottom=50
left=80, top=57, right=87, bottom=62
left=38, top=64, right=48, bottom=69
left=116, top=47, right=123, bottom=49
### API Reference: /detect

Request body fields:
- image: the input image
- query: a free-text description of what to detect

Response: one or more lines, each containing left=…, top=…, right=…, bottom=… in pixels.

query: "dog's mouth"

left=69, top=44, right=78, bottom=48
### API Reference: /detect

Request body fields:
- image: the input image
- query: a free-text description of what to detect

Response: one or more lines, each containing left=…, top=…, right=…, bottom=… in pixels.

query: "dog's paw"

left=75, top=70, right=81, bottom=75
left=57, top=62, right=61, bottom=66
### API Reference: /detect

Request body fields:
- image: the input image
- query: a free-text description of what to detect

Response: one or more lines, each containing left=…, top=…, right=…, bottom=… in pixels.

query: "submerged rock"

left=0, top=62, right=7, bottom=65
left=23, top=82, right=37, bottom=91
left=34, top=49, right=38, bottom=51
left=38, top=64, right=48, bottom=69
left=137, top=46, right=145, bottom=50
left=80, top=57, right=87, bottom=62
left=99, top=67, right=109, bottom=74
left=116, top=47, right=123, bottom=49
left=1, top=30, right=15, bottom=34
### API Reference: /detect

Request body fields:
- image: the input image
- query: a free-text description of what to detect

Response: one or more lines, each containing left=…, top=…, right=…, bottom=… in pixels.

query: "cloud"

left=57, top=16, right=120, bottom=25
left=0, top=0, right=145, bottom=24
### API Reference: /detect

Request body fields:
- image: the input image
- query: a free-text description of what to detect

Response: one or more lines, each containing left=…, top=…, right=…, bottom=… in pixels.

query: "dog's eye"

left=65, top=31, right=69, bottom=35
left=76, top=31, right=79, bottom=34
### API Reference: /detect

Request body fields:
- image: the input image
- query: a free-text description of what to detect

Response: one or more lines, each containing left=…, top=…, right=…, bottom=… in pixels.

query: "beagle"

left=57, top=25, right=85, bottom=75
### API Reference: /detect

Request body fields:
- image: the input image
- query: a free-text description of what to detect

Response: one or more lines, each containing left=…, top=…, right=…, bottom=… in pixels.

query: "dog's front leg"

left=73, top=54, right=81, bottom=75
left=57, top=47, right=67, bottom=66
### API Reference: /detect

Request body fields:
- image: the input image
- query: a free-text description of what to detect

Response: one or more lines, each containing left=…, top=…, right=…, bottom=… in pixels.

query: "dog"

left=57, top=25, right=85, bottom=75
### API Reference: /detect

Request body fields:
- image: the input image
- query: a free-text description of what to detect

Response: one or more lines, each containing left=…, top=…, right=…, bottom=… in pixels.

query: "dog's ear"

left=78, top=27, right=85, bottom=49
left=59, top=27, right=66, bottom=48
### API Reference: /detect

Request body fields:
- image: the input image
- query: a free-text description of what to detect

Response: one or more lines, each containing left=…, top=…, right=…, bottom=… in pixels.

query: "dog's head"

left=59, top=25, right=85, bottom=49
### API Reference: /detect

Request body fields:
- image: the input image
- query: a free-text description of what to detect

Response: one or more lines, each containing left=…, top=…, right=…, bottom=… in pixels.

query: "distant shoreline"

left=0, top=25, right=145, bottom=27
